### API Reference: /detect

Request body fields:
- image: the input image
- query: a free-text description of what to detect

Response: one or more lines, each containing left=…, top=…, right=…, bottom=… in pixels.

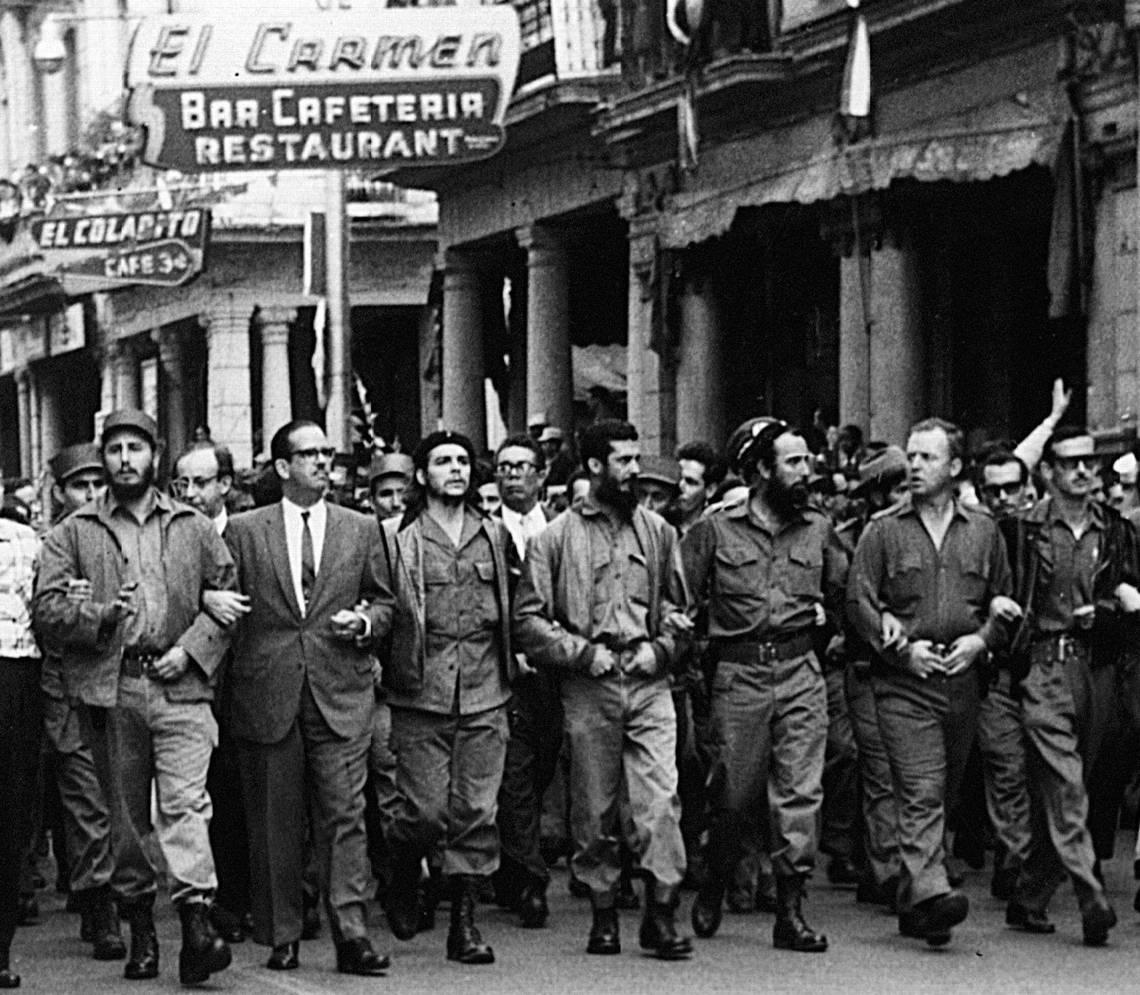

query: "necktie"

left=301, top=510, right=316, bottom=609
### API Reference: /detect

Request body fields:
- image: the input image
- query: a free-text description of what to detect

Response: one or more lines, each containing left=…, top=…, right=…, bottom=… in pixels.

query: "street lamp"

left=33, top=14, right=68, bottom=74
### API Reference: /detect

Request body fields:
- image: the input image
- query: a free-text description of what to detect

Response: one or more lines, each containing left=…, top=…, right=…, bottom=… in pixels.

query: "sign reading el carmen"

left=124, top=7, right=522, bottom=172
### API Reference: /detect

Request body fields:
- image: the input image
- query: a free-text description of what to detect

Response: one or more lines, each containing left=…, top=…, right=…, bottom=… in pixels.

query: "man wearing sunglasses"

left=993, top=428, right=1140, bottom=945
left=223, top=420, right=394, bottom=977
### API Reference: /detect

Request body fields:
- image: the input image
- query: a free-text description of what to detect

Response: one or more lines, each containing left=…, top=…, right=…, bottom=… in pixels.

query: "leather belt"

left=713, top=631, right=815, bottom=665
left=120, top=649, right=165, bottom=679
left=1028, top=632, right=1089, bottom=665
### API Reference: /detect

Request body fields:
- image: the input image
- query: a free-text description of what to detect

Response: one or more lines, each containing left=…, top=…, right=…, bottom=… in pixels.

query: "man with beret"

left=515, top=419, right=693, bottom=961
left=39, top=444, right=123, bottom=960
left=684, top=417, right=847, bottom=953
left=380, top=430, right=517, bottom=965
left=34, top=409, right=237, bottom=986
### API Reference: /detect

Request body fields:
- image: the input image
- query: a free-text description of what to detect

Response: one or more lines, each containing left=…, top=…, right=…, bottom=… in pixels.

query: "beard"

left=425, top=481, right=469, bottom=507
left=595, top=473, right=637, bottom=519
left=767, top=474, right=809, bottom=519
left=109, top=463, right=155, bottom=503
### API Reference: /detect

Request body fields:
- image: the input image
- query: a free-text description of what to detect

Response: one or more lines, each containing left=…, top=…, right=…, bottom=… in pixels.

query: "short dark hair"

left=908, top=417, right=966, bottom=464
left=580, top=420, right=638, bottom=471
left=495, top=433, right=545, bottom=472
left=1043, top=425, right=1092, bottom=464
left=270, top=420, right=321, bottom=465
left=175, top=442, right=234, bottom=481
left=979, top=449, right=1027, bottom=485
left=676, top=441, right=727, bottom=488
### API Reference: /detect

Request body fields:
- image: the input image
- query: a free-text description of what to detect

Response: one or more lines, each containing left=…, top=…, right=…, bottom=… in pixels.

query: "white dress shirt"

left=212, top=507, right=228, bottom=536
left=501, top=503, right=548, bottom=560
left=281, top=497, right=327, bottom=614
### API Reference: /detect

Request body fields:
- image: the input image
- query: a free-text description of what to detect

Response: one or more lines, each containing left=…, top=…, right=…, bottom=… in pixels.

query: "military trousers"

left=705, top=651, right=827, bottom=882
left=977, top=669, right=1031, bottom=872
left=561, top=672, right=685, bottom=902
left=872, top=668, right=980, bottom=912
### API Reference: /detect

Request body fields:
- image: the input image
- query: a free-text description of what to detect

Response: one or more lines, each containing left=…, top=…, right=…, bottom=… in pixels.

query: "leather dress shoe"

left=1082, top=903, right=1117, bottom=947
left=587, top=907, right=620, bottom=955
left=691, top=879, right=724, bottom=939
left=518, top=883, right=549, bottom=929
left=336, top=938, right=390, bottom=976
left=1006, top=902, right=1055, bottom=934
left=209, top=905, right=246, bottom=944
left=0, top=969, right=19, bottom=989
left=826, top=857, right=861, bottom=887
left=266, top=942, right=299, bottom=970
left=898, top=891, right=968, bottom=947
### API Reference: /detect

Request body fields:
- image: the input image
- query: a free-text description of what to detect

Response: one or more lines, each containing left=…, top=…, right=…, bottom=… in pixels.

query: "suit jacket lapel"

left=267, top=504, right=303, bottom=620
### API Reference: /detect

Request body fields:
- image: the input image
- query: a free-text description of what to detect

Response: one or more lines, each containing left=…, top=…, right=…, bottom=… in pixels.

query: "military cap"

left=369, top=451, right=414, bottom=484
left=101, top=408, right=158, bottom=448
left=49, top=442, right=102, bottom=483
left=638, top=455, right=680, bottom=489
left=851, top=445, right=907, bottom=497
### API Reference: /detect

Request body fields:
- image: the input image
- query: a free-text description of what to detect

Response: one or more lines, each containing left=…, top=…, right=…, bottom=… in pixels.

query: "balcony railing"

left=508, top=0, right=619, bottom=94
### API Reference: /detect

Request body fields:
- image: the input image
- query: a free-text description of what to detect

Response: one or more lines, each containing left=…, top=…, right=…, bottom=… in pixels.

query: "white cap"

left=1114, top=452, right=1138, bottom=486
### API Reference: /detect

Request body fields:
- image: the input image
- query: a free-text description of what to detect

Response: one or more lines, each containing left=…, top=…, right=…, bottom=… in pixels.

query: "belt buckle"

left=760, top=641, right=777, bottom=663
left=1057, top=635, right=1072, bottom=660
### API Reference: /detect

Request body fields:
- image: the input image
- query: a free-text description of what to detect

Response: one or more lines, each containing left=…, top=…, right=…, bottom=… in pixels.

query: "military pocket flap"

left=715, top=546, right=759, bottom=568
left=474, top=561, right=496, bottom=583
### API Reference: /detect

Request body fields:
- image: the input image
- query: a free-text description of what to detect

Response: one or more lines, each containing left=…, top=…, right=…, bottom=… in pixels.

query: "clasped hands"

left=879, top=611, right=986, bottom=680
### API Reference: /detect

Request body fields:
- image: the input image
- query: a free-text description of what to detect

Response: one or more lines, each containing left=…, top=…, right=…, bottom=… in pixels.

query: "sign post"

left=124, top=5, right=521, bottom=452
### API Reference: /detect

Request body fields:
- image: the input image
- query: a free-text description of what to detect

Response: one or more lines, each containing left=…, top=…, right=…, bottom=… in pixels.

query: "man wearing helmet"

left=683, top=417, right=848, bottom=953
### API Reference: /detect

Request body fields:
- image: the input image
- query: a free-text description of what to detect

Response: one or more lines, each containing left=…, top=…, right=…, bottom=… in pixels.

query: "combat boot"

left=121, top=898, right=159, bottom=981
left=638, top=886, right=693, bottom=960
left=691, top=875, right=724, bottom=938
left=177, top=901, right=232, bottom=986
left=772, top=875, right=828, bottom=952
left=446, top=876, right=494, bottom=965
left=88, top=887, right=126, bottom=961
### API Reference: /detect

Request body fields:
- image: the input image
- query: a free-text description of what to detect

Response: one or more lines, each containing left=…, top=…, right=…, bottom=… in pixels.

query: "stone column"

left=154, top=327, right=187, bottom=460
left=15, top=369, right=32, bottom=478
left=37, top=367, right=63, bottom=469
left=105, top=339, right=139, bottom=410
left=838, top=253, right=871, bottom=432
left=867, top=230, right=924, bottom=445
left=626, top=231, right=664, bottom=453
left=517, top=225, right=573, bottom=438
left=441, top=249, right=487, bottom=451
left=202, top=299, right=253, bottom=468
left=676, top=257, right=725, bottom=449
left=258, top=305, right=294, bottom=442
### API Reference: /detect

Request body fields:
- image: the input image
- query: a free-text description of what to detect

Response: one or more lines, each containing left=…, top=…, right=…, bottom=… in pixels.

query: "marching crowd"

left=2, top=379, right=1140, bottom=988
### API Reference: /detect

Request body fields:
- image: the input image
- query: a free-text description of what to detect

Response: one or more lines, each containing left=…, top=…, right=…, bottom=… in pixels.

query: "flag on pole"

left=312, top=297, right=328, bottom=409
left=835, top=0, right=873, bottom=145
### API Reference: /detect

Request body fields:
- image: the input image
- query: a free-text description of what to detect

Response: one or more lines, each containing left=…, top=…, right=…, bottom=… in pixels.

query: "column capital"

left=199, top=299, right=253, bottom=336
left=516, top=224, right=567, bottom=263
left=150, top=326, right=182, bottom=359
left=257, top=305, right=295, bottom=345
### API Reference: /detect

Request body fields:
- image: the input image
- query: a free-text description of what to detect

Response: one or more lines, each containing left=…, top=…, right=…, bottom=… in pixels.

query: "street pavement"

left=12, top=841, right=1140, bottom=995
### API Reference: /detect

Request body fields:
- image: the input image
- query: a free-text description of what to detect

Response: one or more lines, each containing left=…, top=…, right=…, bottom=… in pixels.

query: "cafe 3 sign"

left=125, top=6, right=522, bottom=172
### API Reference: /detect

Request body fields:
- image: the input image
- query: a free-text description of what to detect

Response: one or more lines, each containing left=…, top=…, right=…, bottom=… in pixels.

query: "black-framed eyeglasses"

left=496, top=460, right=537, bottom=477
left=291, top=447, right=336, bottom=462
left=980, top=481, right=1022, bottom=498
left=172, top=475, right=218, bottom=493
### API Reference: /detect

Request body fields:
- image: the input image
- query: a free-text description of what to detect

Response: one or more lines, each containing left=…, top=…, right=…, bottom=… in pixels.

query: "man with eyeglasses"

left=488, top=435, right=561, bottom=928
left=34, top=409, right=238, bottom=986
left=168, top=442, right=258, bottom=949
left=991, top=427, right=1139, bottom=945
left=223, top=420, right=394, bottom=976
left=971, top=450, right=1035, bottom=905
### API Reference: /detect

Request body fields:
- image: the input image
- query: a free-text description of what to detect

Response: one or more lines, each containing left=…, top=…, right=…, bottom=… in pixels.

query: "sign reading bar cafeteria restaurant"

left=124, top=7, right=522, bottom=172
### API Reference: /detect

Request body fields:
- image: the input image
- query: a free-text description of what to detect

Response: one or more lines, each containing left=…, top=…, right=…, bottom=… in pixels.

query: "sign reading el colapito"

left=125, top=8, right=521, bottom=172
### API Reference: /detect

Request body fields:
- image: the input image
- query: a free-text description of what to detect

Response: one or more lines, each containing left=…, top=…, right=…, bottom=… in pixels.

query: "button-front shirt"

left=501, top=503, right=548, bottom=561
left=581, top=501, right=651, bottom=649
left=281, top=497, right=326, bottom=614
left=107, top=489, right=170, bottom=653
left=0, top=517, right=40, bottom=659
left=212, top=507, right=228, bottom=537
left=682, top=494, right=848, bottom=641
left=847, top=496, right=1011, bottom=658
left=420, top=509, right=508, bottom=715
left=1033, top=500, right=1104, bottom=634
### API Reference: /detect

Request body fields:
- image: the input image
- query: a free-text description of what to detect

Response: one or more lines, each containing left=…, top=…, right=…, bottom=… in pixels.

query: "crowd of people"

left=3, top=379, right=1140, bottom=988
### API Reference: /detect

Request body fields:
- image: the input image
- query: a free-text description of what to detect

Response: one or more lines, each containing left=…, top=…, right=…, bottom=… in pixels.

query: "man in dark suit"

left=224, top=419, right=394, bottom=976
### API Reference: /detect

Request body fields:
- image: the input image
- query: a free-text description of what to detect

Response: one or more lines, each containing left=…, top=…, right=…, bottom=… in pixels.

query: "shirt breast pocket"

left=958, top=549, right=990, bottom=604
left=783, top=541, right=822, bottom=597
left=886, top=550, right=925, bottom=607
left=628, top=551, right=651, bottom=607
left=714, top=545, right=761, bottom=599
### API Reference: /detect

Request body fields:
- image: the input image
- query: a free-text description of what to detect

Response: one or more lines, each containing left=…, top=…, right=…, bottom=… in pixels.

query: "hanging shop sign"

left=30, top=206, right=210, bottom=291
left=124, top=8, right=522, bottom=172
